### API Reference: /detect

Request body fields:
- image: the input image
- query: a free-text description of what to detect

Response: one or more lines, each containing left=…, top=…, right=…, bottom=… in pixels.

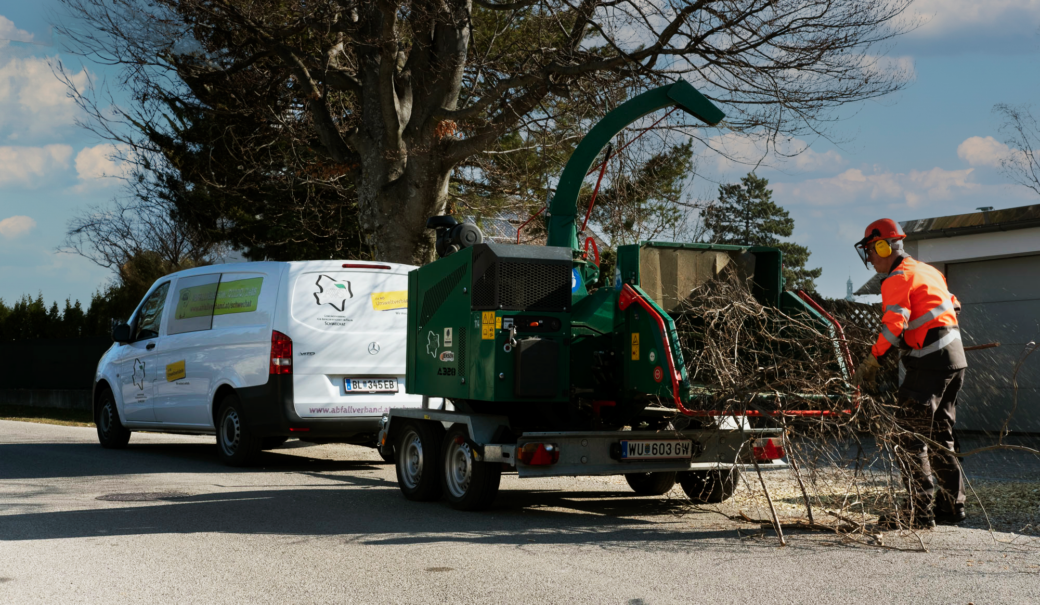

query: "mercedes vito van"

left=92, top=261, right=422, bottom=465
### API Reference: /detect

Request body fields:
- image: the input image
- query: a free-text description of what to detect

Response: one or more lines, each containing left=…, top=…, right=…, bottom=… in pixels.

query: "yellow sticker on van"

left=371, top=290, right=408, bottom=311
left=213, top=277, right=263, bottom=315
left=166, top=360, right=186, bottom=382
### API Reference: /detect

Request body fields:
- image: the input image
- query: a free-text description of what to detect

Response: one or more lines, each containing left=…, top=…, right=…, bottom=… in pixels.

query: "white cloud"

left=0, top=16, right=34, bottom=47
left=703, top=133, right=846, bottom=175
left=911, top=0, right=1040, bottom=36
left=0, top=215, right=36, bottom=238
left=0, top=144, right=73, bottom=186
left=904, top=0, right=1040, bottom=54
left=0, top=51, right=90, bottom=140
left=957, top=136, right=1015, bottom=168
left=75, top=143, right=131, bottom=185
left=774, top=166, right=979, bottom=208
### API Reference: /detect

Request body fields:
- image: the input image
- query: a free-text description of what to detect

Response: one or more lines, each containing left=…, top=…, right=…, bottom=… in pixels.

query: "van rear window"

left=292, top=271, right=408, bottom=331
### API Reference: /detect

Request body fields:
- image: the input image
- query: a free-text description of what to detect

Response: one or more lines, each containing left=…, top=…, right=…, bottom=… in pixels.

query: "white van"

left=92, top=261, right=422, bottom=465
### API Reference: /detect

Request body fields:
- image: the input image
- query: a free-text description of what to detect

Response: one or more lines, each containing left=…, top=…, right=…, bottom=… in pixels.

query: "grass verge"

left=0, top=404, right=94, bottom=427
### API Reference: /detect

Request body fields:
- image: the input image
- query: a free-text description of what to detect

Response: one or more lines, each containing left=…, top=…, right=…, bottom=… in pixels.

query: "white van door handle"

left=146, top=342, right=156, bottom=351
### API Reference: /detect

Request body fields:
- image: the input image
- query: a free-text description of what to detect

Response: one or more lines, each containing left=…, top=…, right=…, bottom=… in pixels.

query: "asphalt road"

left=1, top=420, right=1038, bottom=605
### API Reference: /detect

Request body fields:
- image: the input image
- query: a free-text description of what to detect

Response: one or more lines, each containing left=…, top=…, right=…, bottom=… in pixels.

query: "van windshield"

left=291, top=270, right=408, bottom=332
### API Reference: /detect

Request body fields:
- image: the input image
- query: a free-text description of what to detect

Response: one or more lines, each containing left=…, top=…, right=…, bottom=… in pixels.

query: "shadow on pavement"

left=0, top=441, right=383, bottom=480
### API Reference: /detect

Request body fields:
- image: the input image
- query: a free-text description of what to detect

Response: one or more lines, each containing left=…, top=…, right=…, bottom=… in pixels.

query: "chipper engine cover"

left=406, top=242, right=574, bottom=404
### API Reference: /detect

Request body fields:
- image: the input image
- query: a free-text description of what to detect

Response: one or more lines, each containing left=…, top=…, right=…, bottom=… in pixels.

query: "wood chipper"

left=378, top=81, right=847, bottom=510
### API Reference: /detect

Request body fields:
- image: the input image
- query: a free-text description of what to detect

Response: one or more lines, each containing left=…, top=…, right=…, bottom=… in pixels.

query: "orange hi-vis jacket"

left=872, top=256, right=962, bottom=362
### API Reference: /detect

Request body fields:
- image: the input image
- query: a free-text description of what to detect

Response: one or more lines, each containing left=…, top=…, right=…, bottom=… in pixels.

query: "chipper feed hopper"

left=379, top=81, right=843, bottom=510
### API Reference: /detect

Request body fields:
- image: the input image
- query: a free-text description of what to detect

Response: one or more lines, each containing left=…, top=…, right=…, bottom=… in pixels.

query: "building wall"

left=913, top=226, right=1040, bottom=274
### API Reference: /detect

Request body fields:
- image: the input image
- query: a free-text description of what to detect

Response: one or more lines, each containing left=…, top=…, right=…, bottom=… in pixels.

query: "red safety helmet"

left=854, top=218, right=905, bottom=268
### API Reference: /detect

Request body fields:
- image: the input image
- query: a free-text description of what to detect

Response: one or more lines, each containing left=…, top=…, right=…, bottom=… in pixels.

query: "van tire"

left=440, top=425, right=501, bottom=511
left=395, top=421, right=443, bottom=502
left=95, top=388, right=131, bottom=449
left=216, top=393, right=261, bottom=466
left=677, top=469, right=741, bottom=503
left=260, top=436, right=289, bottom=450
left=624, top=472, right=677, bottom=496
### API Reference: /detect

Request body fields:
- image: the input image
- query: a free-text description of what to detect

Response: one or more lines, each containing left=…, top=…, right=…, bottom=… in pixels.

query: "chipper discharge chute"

left=380, top=81, right=848, bottom=511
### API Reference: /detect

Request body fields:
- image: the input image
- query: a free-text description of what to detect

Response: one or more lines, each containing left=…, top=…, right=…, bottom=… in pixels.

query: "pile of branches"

left=666, top=272, right=1039, bottom=549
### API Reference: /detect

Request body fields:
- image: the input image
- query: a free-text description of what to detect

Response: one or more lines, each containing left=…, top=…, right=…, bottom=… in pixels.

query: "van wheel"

left=624, top=472, right=677, bottom=496
left=95, top=389, right=131, bottom=449
left=260, top=436, right=289, bottom=450
left=395, top=421, right=443, bottom=501
left=677, top=469, right=741, bottom=503
left=216, top=393, right=261, bottom=466
left=440, top=425, right=501, bottom=511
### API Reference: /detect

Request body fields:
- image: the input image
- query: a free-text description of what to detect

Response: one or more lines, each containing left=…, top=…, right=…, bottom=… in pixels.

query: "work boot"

left=876, top=503, right=935, bottom=530
left=934, top=506, right=967, bottom=525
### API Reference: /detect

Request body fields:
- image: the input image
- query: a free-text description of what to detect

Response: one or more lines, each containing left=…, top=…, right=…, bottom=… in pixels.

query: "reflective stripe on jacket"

left=872, top=256, right=962, bottom=360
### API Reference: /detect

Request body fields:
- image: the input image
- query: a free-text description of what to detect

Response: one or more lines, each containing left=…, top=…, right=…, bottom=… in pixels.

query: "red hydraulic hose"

left=619, top=284, right=694, bottom=416
left=795, top=290, right=855, bottom=375
left=515, top=206, right=546, bottom=244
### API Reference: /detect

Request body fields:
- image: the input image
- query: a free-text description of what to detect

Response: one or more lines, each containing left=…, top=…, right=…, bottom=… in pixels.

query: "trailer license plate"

left=620, top=440, right=693, bottom=460
left=344, top=377, right=398, bottom=393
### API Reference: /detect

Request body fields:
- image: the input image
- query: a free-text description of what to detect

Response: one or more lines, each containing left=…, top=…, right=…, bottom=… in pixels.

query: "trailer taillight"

left=270, top=330, right=293, bottom=375
left=518, top=443, right=559, bottom=465
left=752, top=438, right=785, bottom=461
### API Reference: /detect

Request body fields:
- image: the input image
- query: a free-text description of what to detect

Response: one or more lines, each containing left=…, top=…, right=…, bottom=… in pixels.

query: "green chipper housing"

left=380, top=81, right=842, bottom=511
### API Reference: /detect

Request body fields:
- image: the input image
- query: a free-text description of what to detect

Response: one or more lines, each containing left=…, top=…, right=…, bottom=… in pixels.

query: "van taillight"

left=270, top=330, right=293, bottom=375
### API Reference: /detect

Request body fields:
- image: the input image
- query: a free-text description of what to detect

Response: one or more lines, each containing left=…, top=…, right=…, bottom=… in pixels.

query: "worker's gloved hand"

left=851, top=354, right=881, bottom=387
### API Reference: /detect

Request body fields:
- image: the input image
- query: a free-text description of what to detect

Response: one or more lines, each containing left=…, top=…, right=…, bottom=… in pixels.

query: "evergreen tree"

left=703, top=172, right=822, bottom=292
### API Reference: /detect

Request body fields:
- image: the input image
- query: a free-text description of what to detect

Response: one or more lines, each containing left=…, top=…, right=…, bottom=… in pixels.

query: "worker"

left=852, top=218, right=967, bottom=529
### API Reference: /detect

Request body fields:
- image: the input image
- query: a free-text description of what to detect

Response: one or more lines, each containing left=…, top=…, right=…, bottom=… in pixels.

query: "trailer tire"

left=395, top=421, right=444, bottom=501
left=440, top=425, right=501, bottom=511
left=677, top=469, right=740, bottom=503
left=624, top=472, right=677, bottom=496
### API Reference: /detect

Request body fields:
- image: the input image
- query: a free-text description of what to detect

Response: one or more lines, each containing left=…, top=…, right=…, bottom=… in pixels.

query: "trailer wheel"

left=440, top=425, right=501, bottom=511
left=395, top=421, right=444, bottom=501
left=624, top=472, right=677, bottom=496
left=677, top=469, right=741, bottom=503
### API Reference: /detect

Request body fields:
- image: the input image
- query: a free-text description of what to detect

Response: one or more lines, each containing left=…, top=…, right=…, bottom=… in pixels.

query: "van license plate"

left=619, top=440, right=693, bottom=460
left=344, top=378, right=398, bottom=393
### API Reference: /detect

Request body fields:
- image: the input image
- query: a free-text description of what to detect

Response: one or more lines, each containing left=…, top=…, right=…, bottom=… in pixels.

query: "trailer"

left=377, top=80, right=842, bottom=510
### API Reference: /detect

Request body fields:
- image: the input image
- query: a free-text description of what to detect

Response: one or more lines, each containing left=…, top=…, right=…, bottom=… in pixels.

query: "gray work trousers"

left=893, top=367, right=967, bottom=513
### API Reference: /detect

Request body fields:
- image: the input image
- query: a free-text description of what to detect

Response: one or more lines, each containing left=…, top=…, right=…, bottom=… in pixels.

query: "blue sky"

left=1, top=1, right=1039, bottom=309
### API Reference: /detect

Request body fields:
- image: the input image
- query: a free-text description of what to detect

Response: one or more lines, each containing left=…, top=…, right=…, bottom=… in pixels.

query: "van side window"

left=214, top=276, right=263, bottom=315
left=169, top=274, right=221, bottom=335
left=133, top=282, right=170, bottom=341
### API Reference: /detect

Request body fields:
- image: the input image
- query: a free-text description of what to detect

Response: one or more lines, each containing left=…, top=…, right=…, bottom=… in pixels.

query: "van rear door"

left=288, top=266, right=421, bottom=418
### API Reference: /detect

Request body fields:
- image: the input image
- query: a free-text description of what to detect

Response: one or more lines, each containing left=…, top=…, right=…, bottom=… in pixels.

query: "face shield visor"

left=854, top=239, right=871, bottom=268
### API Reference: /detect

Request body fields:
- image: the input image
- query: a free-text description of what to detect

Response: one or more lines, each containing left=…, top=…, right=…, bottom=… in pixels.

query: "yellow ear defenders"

left=874, top=239, right=892, bottom=258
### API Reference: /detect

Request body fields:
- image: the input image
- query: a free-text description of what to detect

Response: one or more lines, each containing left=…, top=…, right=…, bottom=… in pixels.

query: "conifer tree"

left=703, top=172, right=822, bottom=292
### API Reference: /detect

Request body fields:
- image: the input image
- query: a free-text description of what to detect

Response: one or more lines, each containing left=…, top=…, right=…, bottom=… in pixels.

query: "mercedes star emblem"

left=368, top=342, right=380, bottom=355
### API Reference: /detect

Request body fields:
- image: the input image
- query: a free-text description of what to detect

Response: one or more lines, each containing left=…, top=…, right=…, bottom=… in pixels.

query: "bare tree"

left=60, top=184, right=224, bottom=276
left=56, top=0, right=916, bottom=264
left=995, top=103, right=1040, bottom=197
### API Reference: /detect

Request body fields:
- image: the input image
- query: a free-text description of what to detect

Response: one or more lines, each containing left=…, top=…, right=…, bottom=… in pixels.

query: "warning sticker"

left=371, top=290, right=408, bottom=311
left=481, top=311, right=496, bottom=340
left=631, top=333, right=640, bottom=361
left=653, top=366, right=663, bottom=383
